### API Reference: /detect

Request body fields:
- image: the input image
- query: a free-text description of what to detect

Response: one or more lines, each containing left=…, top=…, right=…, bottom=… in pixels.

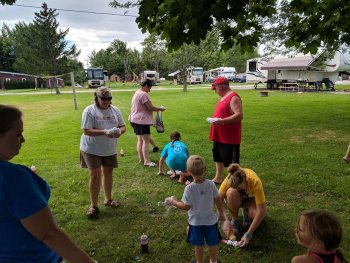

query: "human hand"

left=238, top=232, right=252, bottom=247
left=206, top=117, right=220, bottom=124
left=104, top=127, right=120, bottom=138
left=164, top=196, right=174, bottom=206
left=221, top=220, right=233, bottom=238
left=159, top=105, right=166, bottom=111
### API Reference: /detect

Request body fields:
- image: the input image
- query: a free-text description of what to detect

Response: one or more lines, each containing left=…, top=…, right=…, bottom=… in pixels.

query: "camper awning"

left=261, top=56, right=314, bottom=70
left=168, top=70, right=180, bottom=77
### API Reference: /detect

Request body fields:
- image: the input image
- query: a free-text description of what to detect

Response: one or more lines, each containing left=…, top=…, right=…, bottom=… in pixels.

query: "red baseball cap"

left=211, top=76, right=229, bottom=90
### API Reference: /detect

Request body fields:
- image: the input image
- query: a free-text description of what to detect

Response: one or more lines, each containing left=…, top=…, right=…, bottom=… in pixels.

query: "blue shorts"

left=187, top=224, right=222, bottom=246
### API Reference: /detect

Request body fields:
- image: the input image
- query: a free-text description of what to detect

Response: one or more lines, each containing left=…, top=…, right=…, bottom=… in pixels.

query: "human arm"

left=170, top=196, right=191, bottom=211
left=21, top=206, right=96, bottom=263
left=239, top=202, right=266, bottom=247
left=158, top=157, right=165, bottom=174
left=144, top=100, right=166, bottom=112
left=213, top=96, right=243, bottom=125
left=214, top=195, right=232, bottom=238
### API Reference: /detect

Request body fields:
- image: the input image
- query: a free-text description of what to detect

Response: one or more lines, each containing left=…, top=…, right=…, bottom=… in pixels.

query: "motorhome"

left=171, top=67, right=204, bottom=84
left=205, top=67, right=236, bottom=82
left=86, top=67, right=108, bottom=88
left=218, top=67, right=236, bottom=81
left=259, top=48, right=350, bottom=90
left=140, top=70, right=160, bottom=85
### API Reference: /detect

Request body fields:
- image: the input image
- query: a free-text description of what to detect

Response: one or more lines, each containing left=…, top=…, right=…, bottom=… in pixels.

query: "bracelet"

left=244, top=232, right=253, bottom=240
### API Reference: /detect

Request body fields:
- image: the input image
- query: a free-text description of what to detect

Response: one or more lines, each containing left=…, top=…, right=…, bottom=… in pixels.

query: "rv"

left=140, top=70, right=160, bottom=85
left=245, top=58, right=268, bottom=87
left=258, top=48, right=350, bottom=90
left=218, top=67, right=236, bottom=81
left=175, top=67, right=204, bottom=84
left=205, top=67, right=236, bottom=82
left=86, top=67, right=108, bottom=88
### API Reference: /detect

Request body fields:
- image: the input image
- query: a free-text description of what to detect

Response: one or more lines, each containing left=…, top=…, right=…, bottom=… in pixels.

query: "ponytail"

left=227, top=163, right=246, bottom=188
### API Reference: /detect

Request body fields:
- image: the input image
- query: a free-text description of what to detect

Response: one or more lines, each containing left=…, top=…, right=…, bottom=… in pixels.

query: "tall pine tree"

left=15, top=3, right=80, bottom=76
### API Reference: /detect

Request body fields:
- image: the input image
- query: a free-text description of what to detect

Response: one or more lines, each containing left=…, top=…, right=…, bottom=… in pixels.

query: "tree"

left=0, top=0, right=15, bottom=5
left=0, top=24, right=16, bottom=71
left=169, top=43, right=199, bottom=92
left=12, top=3, right=80, bottom=78
left=110, top=0, right=350, bottom=54
left=141, top=33, right=167, bottom=72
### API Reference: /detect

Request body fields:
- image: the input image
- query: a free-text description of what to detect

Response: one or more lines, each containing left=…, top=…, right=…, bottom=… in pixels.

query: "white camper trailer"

left=140, top=70, right=160, bottom=85
left=205, top=67, right=236, bottom=82
left=260, top=49, right=350, bottom=90
left=246, top=58, right=268, bottom=87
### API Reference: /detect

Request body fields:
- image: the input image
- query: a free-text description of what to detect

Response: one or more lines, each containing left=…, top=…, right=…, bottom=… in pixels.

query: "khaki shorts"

left=80, top=151, right=118, bottom=169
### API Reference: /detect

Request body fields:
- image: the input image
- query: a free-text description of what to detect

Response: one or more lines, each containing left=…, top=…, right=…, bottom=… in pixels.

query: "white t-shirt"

left=80, top=104, right=125, bottom=156
left=181, top=179, right=219, bottom=226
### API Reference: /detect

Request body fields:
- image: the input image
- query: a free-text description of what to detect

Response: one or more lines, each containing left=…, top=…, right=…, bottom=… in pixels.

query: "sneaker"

left=242, top=208, right=253, bottom=228
left=231, top=219, right=240, bottom=237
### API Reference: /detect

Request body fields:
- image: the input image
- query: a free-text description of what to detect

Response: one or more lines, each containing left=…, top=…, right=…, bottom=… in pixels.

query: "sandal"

left=144, top=162, right=157, bottom=167
left=86, top=205, right=99, bottom=219
left=104, top=199, right=120, bottom=208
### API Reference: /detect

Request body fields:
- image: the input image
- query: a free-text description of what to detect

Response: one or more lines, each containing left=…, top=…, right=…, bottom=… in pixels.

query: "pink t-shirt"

left=129, top=89, right=153, bottom=125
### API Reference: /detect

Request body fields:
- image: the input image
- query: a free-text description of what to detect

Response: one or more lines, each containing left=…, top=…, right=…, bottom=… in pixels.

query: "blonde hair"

left=187, top=155, right=206, bottom=177
left=227, top=163, right=246, bottom=188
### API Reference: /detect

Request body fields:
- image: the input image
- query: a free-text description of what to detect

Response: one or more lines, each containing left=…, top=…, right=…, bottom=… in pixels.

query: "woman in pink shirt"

left=129, top=79, right=165, bottom=167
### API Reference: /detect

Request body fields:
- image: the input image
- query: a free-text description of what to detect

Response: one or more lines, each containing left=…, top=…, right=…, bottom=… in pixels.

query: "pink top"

left=129, top=89, right=153, bottom=125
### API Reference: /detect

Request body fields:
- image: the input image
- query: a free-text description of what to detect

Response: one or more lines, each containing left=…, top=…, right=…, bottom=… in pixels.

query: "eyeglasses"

left=98, top=96, right=112, bottom=101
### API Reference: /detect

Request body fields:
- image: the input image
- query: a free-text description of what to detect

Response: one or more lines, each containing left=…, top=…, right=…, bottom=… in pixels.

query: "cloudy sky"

left=0, top=0, right=147, bottom=67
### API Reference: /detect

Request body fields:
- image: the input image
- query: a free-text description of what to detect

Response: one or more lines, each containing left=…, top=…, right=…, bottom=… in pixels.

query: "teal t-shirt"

left=161, top=141, right=189, bottom=172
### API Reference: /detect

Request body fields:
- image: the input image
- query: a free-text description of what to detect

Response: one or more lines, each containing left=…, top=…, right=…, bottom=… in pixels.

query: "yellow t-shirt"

left=219, top=168, right=266, bottom=205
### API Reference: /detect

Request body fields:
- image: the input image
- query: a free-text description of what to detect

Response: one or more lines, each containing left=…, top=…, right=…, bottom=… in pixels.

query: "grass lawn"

left=0, top=83, right=349, bottom=263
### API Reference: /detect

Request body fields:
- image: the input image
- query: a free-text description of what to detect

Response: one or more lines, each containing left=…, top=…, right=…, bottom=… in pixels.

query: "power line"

left=13, top=4, right=137, bottom=18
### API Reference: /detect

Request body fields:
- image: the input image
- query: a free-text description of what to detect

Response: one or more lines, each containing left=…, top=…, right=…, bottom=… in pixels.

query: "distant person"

left=342, top=143, right=350, bottom=163
left=80, top=86, right=126, bottom=219
left=129, top=79, right=165, bottom=167
left=0, top=105, right=96, bottom=262
left=209, top=76, right=243, bottom=184
left=167, top=155, right=227, bottom=263
left=158, top=131, right=190, bottom=183
left=291, top=210, right=348, bottom=263
left=218, top=163, right=266, bottom=248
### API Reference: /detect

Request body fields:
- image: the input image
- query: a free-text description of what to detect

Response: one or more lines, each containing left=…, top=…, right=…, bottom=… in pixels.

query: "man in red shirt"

left=209, top=76, right=243, bottom=184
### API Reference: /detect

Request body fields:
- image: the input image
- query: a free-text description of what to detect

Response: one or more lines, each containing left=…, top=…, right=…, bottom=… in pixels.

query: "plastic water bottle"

left=120, top=148, right=124, bottom=157
left=140, top=233, right=149, bottom=253
left=31, top=165, right=37, bottom=173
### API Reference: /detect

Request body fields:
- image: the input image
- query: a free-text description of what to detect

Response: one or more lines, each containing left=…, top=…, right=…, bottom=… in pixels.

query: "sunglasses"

left=98, top=96, right=112, bottom=101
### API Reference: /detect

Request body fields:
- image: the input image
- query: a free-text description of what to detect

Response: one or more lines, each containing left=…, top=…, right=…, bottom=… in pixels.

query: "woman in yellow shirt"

left=219, top=163, right=266, bottom=247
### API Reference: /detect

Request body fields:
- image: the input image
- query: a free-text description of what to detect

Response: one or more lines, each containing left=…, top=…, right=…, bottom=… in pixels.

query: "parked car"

left=233, top=74, right=246, bottom=83
left=74, top=83, right=83, bottom=88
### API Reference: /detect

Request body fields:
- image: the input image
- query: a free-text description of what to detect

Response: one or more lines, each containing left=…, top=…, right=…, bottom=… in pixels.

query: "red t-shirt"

left=209, top=92, right=242, bottom=144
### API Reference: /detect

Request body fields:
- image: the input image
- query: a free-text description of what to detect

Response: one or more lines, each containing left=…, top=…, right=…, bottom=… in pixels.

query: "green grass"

left=1, top=85, right=349, bottom=263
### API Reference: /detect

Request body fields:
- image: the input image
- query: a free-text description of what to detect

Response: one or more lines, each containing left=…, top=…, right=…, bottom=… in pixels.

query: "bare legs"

left=212, top=162, right=224, bottom=184
left=89, top=166, right=114, bottom=207
left=137, top=134, right=152, bottom=165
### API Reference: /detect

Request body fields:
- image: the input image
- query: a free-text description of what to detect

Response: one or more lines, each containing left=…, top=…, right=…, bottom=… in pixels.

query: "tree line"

left=0, top=3, right=258, bottom=85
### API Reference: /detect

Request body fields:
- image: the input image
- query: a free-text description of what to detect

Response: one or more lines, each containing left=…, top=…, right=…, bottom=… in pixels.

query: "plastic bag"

left=154, top=110, right=165, bottom=133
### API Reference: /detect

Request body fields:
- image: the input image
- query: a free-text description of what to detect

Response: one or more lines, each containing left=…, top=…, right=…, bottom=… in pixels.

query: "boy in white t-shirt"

left=168, top=155, right=228, bottom=263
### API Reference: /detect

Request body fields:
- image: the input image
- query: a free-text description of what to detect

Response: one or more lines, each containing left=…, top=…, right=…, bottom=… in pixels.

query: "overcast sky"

left=0, top=0, right=147, bottom=67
